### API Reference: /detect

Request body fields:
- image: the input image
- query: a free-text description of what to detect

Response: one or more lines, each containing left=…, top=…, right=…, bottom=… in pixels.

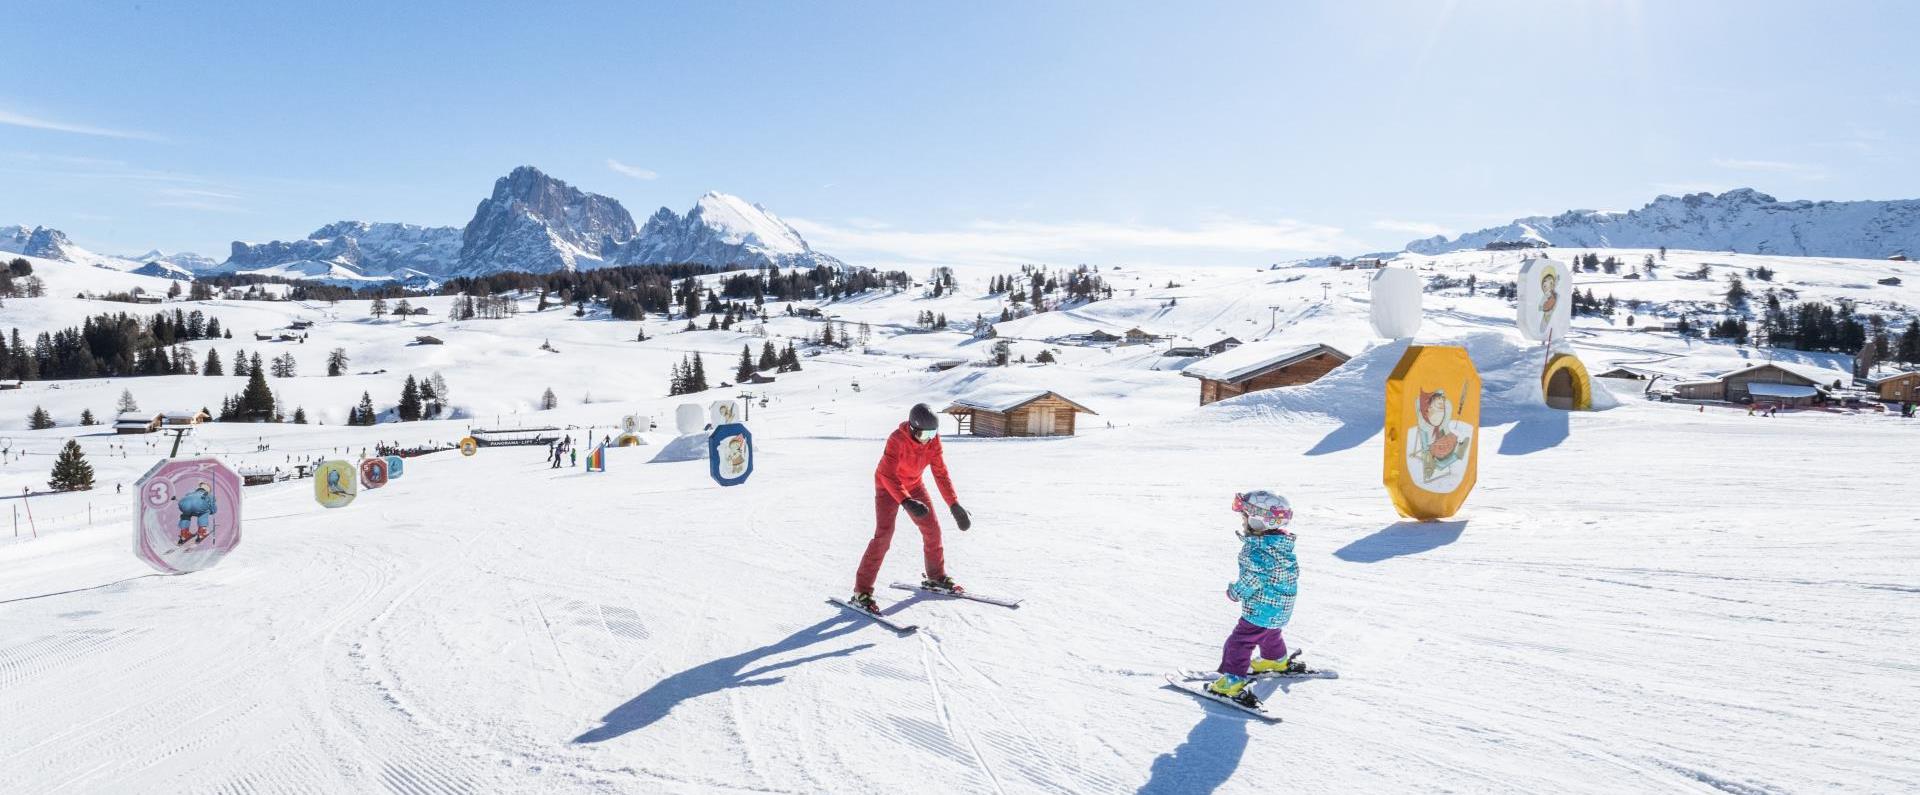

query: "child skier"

left=1208, top=490, right=1307, bottom=708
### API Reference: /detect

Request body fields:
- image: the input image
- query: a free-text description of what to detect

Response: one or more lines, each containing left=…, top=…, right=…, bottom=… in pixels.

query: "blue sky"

left=3, top=0, right=1915, bottom=268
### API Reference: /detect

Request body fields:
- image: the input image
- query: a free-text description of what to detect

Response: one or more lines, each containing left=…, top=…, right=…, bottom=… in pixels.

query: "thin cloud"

left=1711, top=157, right=1827, bottom=180
left=1371, top=219, right=1448, bottom=238
left=0, top=108, right=161, bottom=141
left=606, top=159, right=658, bottom=180
left=787, top=215, right=1354, bottom=268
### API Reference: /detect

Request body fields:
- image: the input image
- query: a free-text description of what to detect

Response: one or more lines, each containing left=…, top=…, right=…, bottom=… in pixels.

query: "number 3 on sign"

left=146, top=480, right=172, bottom=506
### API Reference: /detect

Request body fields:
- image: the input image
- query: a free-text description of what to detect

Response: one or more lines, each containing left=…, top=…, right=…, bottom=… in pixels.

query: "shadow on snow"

left=1333, top=520, right=1467, bottom=563
left=1137, top=711, right=1250, bottom=795
left=573, top=614, right=876, bottom=744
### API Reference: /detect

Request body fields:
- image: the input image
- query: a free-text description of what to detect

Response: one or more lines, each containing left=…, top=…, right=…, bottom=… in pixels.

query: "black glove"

left=950, top=503, right=972, bottom=531
left=901, top=498, right=930, bottom=518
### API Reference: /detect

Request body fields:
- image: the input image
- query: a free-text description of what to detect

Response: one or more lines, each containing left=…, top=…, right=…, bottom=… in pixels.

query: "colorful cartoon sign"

left=585, top=444, right=607, bottom=472
left=708, top=423, right=754, bottom=487
left=1516, top=258, right=1572, bottom=343
left=709, top=400, right=742, bottom=426
left=459, top=436, right=479, bottom=456
left=384, top=455, right=405, bottom=479
left=620, top=414, right=641, bottom=434
left=1542, top=352, right=1594, bottom=411
left=1383, top=346, right=1482, bottom=520
left=133, top=457, right=243, bottom=575
left=675, top=403, right=706, bottom=434
left=360, top=457, right=389, bottom=489
left=1369, top=267, right=1424, bottom=339
left=314, top=459, right=357, bottom=508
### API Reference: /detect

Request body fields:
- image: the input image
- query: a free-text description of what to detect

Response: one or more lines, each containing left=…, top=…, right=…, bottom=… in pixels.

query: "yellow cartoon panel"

left=1383, top=345, right=1482, bottom=520
left=1542, top=352, right=1593, bottom=411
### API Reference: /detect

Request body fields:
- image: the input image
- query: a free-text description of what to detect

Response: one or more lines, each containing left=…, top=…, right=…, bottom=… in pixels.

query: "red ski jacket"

left=874, top=422, right=957, bottom=505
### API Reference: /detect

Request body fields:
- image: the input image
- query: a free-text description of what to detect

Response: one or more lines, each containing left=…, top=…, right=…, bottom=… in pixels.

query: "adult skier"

left=849, top=404, right=972, bottom=613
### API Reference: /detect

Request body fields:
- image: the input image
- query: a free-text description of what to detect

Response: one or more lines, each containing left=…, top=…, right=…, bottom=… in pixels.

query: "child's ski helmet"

left=1233, top=490, right=1293, bottom=532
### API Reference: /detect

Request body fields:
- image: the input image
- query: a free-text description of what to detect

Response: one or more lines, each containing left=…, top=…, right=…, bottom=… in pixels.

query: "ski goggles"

left=914, top=429, right=938, bottom=442
left=1233, top=492, right=1293, bottom=529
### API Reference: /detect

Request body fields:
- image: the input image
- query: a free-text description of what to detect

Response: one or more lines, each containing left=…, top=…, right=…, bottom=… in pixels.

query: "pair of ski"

left=826, top=582, right=1021, bottom=633
left=1163, top=656, right=1340, bottom=722
left=162, top=533, right=215, bottom=555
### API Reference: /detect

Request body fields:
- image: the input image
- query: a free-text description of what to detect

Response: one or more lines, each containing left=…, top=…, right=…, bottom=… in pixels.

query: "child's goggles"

left=914, top=429, right=937, bottom=442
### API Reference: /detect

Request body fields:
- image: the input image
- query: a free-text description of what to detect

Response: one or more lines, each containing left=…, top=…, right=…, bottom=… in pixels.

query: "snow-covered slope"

left=1408, top=188, right=1920, bottom=259
left=223, top=221, right=462, bottom=282
left=615, top=191, right=845, bottom=270
left=2, top=224, right=146, bottom=272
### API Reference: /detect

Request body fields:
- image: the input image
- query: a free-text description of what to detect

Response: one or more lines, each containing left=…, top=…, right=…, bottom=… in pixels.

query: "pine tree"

left=250, top=352, right=264, bottom=377
left=1902, top=318, right=1920, bottom=364
left=689, top=353, right=708, bottom=392
left=292, top=406, right=308, bottom=424
left=356, top=391, right=377, bottom=425
left=327, top=347, right=349, bottom=376
left=80, top=408, right=96, bottom=425
left=419, top=377, right=439, bottom=418
left=204, top=348, right=223, bottom=375
left=117, top=388, right=139, bottom=413
left=737, top=344, right=756, bottom=382
left=398, top=375, right=422, bottom=421
left=370, top=297, right=388, bottom=319
left=540, top=387, right=558, bottom=410
left=47, top=439, right=94, bottom=492
left=759, top=340, right=778, bottom=371
left=778, top=342, right=801, bottom=372
left=232, top=349, right=249, bottom=377
left=239, top=365, right=276, bottom=422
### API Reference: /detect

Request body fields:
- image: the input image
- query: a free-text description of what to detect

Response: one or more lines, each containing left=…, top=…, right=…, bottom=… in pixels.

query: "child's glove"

left=1225, top=585, right=1240, bottom=603
left=950, top=503, right=971, bottom=531
left=902, top=498, right=931, bottom=518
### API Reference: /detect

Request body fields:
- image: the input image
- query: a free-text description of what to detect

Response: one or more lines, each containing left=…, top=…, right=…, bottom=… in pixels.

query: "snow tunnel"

left=1542, top=353, right=1593, bottom=411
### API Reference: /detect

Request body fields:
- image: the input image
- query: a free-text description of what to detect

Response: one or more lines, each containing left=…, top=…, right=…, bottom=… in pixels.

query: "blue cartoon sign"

left=708, top=423, right=753, bottom=487
left=385, top=455, right=405, bottom=480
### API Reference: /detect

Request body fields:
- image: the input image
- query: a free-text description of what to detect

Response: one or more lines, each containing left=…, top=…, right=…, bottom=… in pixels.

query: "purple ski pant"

left=1218, top=618, right=1287, bottom=677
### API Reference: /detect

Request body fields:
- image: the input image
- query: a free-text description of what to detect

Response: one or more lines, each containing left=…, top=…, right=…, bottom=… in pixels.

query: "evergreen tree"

left=327, top=347, right=349, bottom=376
left=759, top=340, right=778, bottom=370
left=28, top=405, right=53, bottom=429
left=419, top=377, right=439, bottom=418
left=778, top=342, right=802, bottom=372
left=370, top=296, right=388, bottom=319
left=689, top=353, right=709, bottom=392
left=398, top=375, right=422, bottom=421
left=232, top=349, right=249, bottom=376
left=356, top=391, right=377, bottom=425
left=1902, top=318, right=1920, bottom=364
left=540, top=387, right=558, bottom=410
left=117, top=388, right=139, bottom=413
left=1726, top=274, right=1750, bottom=309
left=393, top=298, right=412, bottom=316
left=80, top=408, right=97, bottom=425
left=292, top=406, right=308, bottom=424
left=238, top=365, right=276, bottom=422
left=204, top=348, right=223, bottom=375
left=47, top=439, right=94, bottom=492
left=250, top=351, right=264, bottom=377
left=737, top=344, right=756, bottom=382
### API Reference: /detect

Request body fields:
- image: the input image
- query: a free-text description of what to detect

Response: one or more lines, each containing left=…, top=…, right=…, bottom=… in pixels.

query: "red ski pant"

left=855, top=487, right=945, bottom=595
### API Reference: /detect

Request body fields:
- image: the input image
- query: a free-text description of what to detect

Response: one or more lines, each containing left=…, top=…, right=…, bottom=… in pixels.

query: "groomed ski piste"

left=2, top=248, right=1918, bottom=793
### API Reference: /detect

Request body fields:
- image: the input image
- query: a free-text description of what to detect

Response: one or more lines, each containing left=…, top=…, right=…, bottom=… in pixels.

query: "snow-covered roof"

left=116, top=411, right=160, bottom=422
left=1866, top=370, right=1920, bottom=386
left=1746, top=382, right=1819, bottom=399
left=1718, top=361, right=1847, bottom=386
left=945, top=386, right=1097, bottom=415
left=1182, top=342, right=1349, bottom=383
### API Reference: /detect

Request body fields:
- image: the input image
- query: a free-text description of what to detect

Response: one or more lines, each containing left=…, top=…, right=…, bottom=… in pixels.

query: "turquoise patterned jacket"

left=1230, top=532, right=1298, bottom=628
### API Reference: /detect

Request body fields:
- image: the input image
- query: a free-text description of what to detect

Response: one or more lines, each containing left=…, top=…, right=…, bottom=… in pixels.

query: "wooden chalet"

left=1123, top=327, right=1160, bottom=345
left=0, top=379, right=21, bottom=390
left=1163, top=346, right=1207, bottom=358
left=1083, top=330, right=1121, bottom=343
left=161, top=409, right=210, bottom=427
left=1203, top=337, right=1243, bottom=354
left=1869, top=371, right=1920, bottom=403
left=115, top=411, right=163, bottom=434
left=1182, top=342, right=1351, bottom=406
left=1670, top=362, right=1843, bottom=406
left=942, top=388, right=1097, bottom=438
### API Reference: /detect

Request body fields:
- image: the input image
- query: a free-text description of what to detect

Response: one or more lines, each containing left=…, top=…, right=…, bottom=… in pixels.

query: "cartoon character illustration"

left=1537, top=269, right=1560, bottom=334
left=1411, top=388, right=1470, bottom=484
left=326, top=466, right=350, bottom=496
left=175, top=481, right=218, bottom=545
left=722, top=435, right=748, bottom=477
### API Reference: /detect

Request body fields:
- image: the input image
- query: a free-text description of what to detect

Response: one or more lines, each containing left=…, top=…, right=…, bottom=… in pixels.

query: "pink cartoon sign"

left=132, top=457, right=243, bottom=574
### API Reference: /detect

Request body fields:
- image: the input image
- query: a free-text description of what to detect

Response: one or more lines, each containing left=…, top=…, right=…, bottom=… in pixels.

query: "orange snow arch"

left=1383, top=345, right=1483, bottom=521
left=1541, top=352, right=1592, bottom=411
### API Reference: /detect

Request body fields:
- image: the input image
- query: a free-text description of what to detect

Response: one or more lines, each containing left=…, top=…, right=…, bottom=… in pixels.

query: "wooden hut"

left=1671, top=362, right=1841, bottom=405
left=942, top=389, right=1097, bottom=438
left=160, top=409, right=210, bottom=427
left=1183, top=342, right=1351, bottom=406
left=1870, top=371, right=1920, bottom=403
left=1202, top=337, right=1243, bottom=354
left=115, top=412, right=163, bottom=434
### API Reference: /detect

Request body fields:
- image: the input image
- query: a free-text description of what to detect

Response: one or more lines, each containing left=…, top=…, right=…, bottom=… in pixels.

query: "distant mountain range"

left=5, top=166, right=844, bottom=285
left=1405, top=189, right=1920, bottom=259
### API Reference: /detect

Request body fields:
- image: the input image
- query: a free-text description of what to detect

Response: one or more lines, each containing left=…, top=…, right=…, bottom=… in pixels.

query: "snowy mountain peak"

left=689, top=191, right=809, bottom=254
left=1407, top=188, right=1920, bottom=259
left=615, top=191, right=840, bottom=270
left=455, top=166, right=637, bottom=275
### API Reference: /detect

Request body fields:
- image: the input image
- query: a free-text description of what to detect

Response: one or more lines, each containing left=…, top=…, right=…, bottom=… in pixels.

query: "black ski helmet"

left=908, top=403, right=939, bottom=432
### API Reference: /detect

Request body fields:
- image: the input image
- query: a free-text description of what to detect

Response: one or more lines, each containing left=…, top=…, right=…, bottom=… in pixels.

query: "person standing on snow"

left=849, top=404, right=972, bottom=613
left=1206, top=490, right=1312, bottom=709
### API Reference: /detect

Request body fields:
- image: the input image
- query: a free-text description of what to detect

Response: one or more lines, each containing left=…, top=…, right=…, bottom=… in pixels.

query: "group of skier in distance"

left=851, top=403, right=1310, bottom=711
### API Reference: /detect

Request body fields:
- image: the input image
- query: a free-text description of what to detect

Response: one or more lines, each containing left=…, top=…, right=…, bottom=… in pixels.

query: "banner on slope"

left=1382, top=345, right=1481, bottom=520
left=1516, top=258, right=1572, bottom=343
left=314, top=459, right=358, bottom=508
left=360, top=457, right=389, bottom=489
left=384, top=455, right=405, bottom=480
left=459, top=436, right=479, bottom=456
left=709, top=400, right=742, bottom=427
left=585, top=444, right=606, bottom=472
left=708, top=423, right=754, bottom=487
left=133, top=457, right=243, bottom=574
left=1369, top=267, right=1424, bottom=339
